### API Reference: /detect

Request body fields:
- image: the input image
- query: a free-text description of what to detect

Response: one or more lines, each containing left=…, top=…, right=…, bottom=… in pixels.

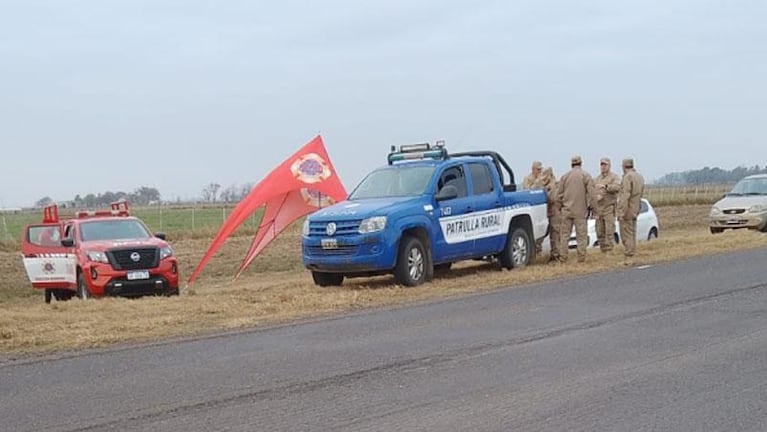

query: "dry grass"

left=1, top=204, right=765, bottom=356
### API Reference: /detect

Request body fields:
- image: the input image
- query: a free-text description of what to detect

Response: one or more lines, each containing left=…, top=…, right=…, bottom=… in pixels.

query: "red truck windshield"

left=79, top=219, right=152, bottom=241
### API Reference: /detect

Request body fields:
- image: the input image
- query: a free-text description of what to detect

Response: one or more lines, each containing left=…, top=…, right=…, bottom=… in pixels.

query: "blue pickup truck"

left=302, top=143, right=548, bottom=287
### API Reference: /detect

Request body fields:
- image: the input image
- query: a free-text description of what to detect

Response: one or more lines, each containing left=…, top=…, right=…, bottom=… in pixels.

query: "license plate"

left=321, top=238, right=338, bottom=250
left=127, top=270, right=150, bottom=280
left=726, top=219, right=741, bottom=225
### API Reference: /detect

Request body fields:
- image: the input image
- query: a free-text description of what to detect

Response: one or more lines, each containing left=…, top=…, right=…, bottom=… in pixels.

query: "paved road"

left=2, top=249, right=767, bottom=431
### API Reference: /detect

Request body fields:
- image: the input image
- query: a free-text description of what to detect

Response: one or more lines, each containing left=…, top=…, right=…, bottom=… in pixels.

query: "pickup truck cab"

left=21, top=201, right=180, bottom=303
left=302, top=142, right=548, bottom=287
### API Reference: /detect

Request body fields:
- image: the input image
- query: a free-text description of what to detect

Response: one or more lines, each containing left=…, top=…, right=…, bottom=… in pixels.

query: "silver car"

left=709, top=174, right=767, bottom=234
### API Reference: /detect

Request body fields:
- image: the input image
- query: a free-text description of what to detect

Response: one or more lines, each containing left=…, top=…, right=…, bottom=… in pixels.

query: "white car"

left=542, top=198, right=659, bottom=253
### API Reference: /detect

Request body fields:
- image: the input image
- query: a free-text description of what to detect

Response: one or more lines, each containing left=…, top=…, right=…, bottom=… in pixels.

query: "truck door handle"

left=466, top=207, right=474, bottom=213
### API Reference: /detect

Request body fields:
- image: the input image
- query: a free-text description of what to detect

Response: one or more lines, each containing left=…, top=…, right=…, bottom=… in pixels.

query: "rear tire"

left=77, top=273, right=90, bottom=300
left=648, top=228, right=658, bottom=240
left=500, top=227, right=532, bottom=270
left=394, top=236, right=427, bottom=287
left=311, top=271, right=344, bottom=287
left=44, top=289, right=52, bottom=304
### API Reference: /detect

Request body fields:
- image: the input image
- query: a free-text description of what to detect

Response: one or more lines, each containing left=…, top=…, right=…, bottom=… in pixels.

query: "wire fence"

left=0, top=184, right=733, bottom=244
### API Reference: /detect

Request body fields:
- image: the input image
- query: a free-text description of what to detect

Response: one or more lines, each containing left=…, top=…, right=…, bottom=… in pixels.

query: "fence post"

left=192, top=207, right=196, bottom=232
left=159, top=206, right=163, bottom=231
left=2, top=214, right=7, bottom=242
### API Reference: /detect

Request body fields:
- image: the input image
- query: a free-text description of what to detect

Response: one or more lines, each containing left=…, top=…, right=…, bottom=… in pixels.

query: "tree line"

left=35, top=183, right=254, bottom=208
left=655, top=165, right=767, bottom=186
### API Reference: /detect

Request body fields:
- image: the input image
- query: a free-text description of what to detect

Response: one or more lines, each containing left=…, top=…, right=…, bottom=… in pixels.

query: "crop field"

left=1, top=199, right=765, bottom=356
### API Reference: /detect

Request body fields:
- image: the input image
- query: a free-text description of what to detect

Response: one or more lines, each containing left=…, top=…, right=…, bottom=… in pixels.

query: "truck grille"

left=308, top=220, right=362, bottom=237
left=108, top=248, right=159, bottom=270
left=305, top=245, right=359, bottom=256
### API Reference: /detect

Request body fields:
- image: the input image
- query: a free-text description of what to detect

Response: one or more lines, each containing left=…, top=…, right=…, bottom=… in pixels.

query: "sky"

left=1, top=0, right=765, bottom=207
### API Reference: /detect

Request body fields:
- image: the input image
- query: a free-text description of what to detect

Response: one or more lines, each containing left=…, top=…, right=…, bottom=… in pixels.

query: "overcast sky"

left=1, top=0, right=765, bottom=207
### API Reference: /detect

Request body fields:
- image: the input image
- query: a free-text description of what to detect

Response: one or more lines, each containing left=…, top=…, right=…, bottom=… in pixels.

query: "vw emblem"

left=130, top=252, right=141, bottom=262
left=326, top=222, right=337, bottom=236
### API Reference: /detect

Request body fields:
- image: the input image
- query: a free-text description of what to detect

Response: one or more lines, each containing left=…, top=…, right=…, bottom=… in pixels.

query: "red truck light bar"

left=76, top=200, right=131, bottom=219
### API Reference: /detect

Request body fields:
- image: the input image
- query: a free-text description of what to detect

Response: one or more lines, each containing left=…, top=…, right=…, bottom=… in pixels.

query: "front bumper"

left=302, top=233, right=396, bottom=273
left=709, top=213, right=767, bottom=230
left=83, top=258, right=179, bottom=297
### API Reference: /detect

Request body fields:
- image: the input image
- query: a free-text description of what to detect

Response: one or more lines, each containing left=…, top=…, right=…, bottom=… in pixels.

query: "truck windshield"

left=80, top=220, right=152, bottom=241
left=728, top=178, right=767, bottom=196
left=349, top=166, right=436, bottom=200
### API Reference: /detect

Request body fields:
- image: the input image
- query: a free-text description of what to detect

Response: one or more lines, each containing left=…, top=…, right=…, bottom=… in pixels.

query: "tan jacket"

left=618, top=169, right=645, bottom=220
left=522, top=173, right=542, bottom=190
left=557, top=167, right=596, bottom=219
left=543, top=179, right=561, bottom=218
left=594, top=171, right=621, bottom=211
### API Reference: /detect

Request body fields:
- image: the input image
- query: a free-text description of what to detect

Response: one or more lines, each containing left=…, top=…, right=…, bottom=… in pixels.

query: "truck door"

left=21, top=223, right=76, bottom=290
left=466, top=161, right=508, bottom=254
left=431, top=163, right=478, bottom=261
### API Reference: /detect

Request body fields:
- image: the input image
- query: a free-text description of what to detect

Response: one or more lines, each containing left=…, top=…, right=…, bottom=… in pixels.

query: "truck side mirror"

left=155, top=232, right=167, bottom=240
left=61, top=238, right=74, bottom=247
left=436, top=185, right=458, bottom=201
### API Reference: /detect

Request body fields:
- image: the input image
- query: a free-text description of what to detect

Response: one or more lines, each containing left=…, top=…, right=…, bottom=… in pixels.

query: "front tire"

left=500, top=227, right=532, bottom=270
left=394, top=236, right=427, bottom=287
left=710, top=227, right=724, bottom=234
left=77, top=273, right=91, bottom=300
left=311, top=271, right=344, bottom=287
left=44, top=289, right=52, bottom=304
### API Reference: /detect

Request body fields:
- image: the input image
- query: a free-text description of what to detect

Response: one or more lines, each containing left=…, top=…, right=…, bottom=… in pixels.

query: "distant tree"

left=201, top=183, right=221, bottom=202
left=656, top=164, right=767, bottom=185
left=35, top=196, right=53, bottom=208
left=219, top=185, right=239, bottom=203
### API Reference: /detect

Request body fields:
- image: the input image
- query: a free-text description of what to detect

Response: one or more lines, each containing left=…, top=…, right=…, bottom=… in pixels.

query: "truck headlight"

left=302, top=219, right=310, bottom=236
left=710, top=206, right=722, bottom=216
left=86, top=251, right=109, bottom=263
left=748, top=205, right=766, bottom=213
left=359, top=216, right=387, bottom=234
left=160, top=246, right=174, bottom=260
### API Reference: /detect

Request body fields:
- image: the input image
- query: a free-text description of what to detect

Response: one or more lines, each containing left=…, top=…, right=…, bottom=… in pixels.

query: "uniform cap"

left=570, top=155, right=582, bottom=165
left=622, top=158, right=634, bottom=168
left=600, top=157, right=610, bottom=165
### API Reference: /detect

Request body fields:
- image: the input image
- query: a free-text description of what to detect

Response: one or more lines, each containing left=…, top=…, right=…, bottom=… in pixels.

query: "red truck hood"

left=80, top=238, right=167, bottom=251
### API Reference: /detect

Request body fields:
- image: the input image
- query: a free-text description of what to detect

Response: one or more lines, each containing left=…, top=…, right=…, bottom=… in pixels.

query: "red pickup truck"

left=21, top=201, right=180, bottom=303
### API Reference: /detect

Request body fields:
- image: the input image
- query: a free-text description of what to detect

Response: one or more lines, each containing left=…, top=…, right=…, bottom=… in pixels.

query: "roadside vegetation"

left=1, top=203, right=765, bottom=355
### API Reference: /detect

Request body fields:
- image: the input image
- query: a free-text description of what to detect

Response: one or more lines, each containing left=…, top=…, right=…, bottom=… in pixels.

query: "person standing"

left=541, top=167, right=561, bottom=263
left=523, top=160, right=544, bottom=253
left=557, top=155, right=596, bottom=263
left=594, top=157, right=622, bottom=253
left=522, top=161, right=543, bottom=190
left=617, top=158, right=645, bottom=264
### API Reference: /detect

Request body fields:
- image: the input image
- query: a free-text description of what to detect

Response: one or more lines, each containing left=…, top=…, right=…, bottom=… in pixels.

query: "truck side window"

left=437, top=166, right=467, bottom=198
left=469, top=163, right=494, bottom=195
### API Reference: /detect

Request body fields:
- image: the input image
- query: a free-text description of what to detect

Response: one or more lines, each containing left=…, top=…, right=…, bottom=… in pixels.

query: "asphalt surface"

left=2, top=248, right=767, bottom=432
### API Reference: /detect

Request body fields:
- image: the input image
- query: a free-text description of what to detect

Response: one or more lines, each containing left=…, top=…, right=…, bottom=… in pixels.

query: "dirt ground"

left=1, top=204, right=765, bottom=355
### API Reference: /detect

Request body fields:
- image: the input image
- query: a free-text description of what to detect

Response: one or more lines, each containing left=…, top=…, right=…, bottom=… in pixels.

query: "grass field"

left=1, top=202, right=765, bottom=356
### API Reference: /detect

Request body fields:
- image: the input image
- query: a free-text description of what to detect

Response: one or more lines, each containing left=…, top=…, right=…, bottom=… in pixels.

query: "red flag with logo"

left=187, top=135, right=346, bottom=285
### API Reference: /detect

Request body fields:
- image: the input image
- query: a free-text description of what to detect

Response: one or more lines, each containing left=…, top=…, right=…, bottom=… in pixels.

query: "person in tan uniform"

left=522, top=161, right=543, bottom=190
left=557, top=155, right=596, bottom=263
left=541, top=167, right=561, bottom=263
left=523, top=161, right=544, bottom=253
left=617, top=158, right=645, bottom=263
left=594, top=157, right=622, bottom=253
